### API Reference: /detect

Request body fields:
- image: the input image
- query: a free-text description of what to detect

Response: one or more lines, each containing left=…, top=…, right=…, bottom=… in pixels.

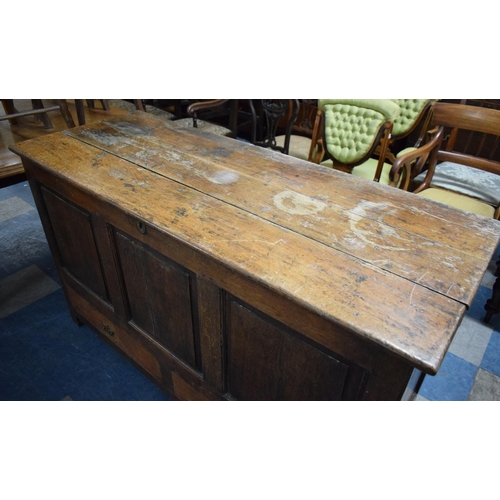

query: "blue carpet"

left=0, top=181, right=170, bottom=401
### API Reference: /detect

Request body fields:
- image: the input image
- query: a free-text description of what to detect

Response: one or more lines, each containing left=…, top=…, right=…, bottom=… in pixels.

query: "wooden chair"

left=124, top=100, right=176, bottom=120
left=310, top=99, right=408, bottom=187
left=132, top=99, right=235, bottom=138
left=248, top=99, right=314, bottom=159
left=390, top=102, right=500, bottom=322
left=0, top=99, right=75, bottom=129
left=74, top=99, right=110, bottom=125
left=394, top=103, right=500, bottom=219
left=176, top=99, right=235, bottom=137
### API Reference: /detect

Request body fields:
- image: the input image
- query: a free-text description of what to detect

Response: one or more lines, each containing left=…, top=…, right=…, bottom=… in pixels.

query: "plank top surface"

left=12, top=111, right=500, bottom=373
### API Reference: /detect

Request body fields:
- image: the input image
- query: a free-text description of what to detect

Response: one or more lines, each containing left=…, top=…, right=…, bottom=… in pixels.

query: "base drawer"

left=64, top=285, right=221, bottom=400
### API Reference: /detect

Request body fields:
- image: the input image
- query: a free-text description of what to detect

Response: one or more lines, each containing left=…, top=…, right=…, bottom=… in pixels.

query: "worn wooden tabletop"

left=12, top=111, right=500, bottom=374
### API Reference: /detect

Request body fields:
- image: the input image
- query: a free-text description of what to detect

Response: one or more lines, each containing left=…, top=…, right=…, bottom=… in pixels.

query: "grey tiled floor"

left=415, top=252, right=500, bottom=401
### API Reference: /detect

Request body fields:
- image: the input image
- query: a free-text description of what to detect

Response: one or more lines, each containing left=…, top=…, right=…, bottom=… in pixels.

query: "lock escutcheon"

left=136, top=220, right=147, bottom=234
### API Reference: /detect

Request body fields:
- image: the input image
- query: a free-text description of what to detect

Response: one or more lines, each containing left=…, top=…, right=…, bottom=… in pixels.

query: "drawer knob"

left=103, top=324, right=115, bottom=336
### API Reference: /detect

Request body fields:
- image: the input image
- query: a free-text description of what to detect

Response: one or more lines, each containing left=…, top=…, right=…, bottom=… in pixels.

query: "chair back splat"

left=250, top=99, right=300, bottom=155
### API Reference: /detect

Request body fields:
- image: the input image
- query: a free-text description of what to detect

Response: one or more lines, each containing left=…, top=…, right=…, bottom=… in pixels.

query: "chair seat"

left=418, top=187, right=495, bottom=218
left=143, top=105, right=175, bottom=120
left=108, top=100, right=138, bottom=112
left=321, top=157, right=394, bottom=185
left=108, top=100, right=176, bottom=120
left=413, top=161, right=500, bottom=206
left=173, top=118, right=233, bottom=137
left=275, top=135, right=312, bottom=160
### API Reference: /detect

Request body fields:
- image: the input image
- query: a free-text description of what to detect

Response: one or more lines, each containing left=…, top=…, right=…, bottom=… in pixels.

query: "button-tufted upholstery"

left=318, top=99, right=400, bottom=165
left=391, top=99, right=433, bottom=138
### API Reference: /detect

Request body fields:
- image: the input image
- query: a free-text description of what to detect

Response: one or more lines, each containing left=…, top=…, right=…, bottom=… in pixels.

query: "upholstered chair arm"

left=390, top=127, right=444, bottom=191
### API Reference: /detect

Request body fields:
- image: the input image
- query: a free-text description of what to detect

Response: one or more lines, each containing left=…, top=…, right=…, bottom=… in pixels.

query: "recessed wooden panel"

left=40, top=186, right=108, bottom=300
left=225, top=299, right=350, bottom=400
left=114, top=231, right=198, bottom=370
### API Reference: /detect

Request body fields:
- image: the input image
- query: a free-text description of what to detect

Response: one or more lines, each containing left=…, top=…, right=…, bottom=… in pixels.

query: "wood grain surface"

left=11, top=112, right=500, bottom=374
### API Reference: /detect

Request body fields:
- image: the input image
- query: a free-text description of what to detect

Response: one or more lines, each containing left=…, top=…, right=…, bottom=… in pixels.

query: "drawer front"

left=65, top=285, right=164, bottom=386
left=65, top=284, right=222, bottom=400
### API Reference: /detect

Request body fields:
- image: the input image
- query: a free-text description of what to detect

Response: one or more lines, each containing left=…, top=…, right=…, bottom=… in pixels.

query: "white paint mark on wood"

left=209, top=171, right=239, bottom=185
left=348, top=201, right=411, bottom=251
left=343, top=237, right=366, bottom=250
left=273, top=190, right=327, bottom=216
left=108, top=168, right=149, bottom=187
left=108, top=168, right=125, bottom=180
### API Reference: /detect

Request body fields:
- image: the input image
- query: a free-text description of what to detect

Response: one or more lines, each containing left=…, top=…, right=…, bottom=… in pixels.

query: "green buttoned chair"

left=310, top=99, right=408, bottom=187
left=387, top=99, right=436, bottom=165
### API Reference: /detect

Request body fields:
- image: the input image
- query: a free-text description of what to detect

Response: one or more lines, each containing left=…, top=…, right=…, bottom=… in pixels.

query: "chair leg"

left=484, top=276, right=500, bottom=323
left=174, top=101, right=183, bottom=118
left=57, top=99, right=76, bottom=128
left=74, top=99, right=86, bottom=126
left=100, top=99, right=110, bottom=110
left=31, top=99, right=53, bottom=129
left=133, top=99, right=146, bottom=112
left=249, top=100, right=258, bottom=143
left=229, top=99, right=239, bottom=136
left=1, top=99, right=18, bottom=125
